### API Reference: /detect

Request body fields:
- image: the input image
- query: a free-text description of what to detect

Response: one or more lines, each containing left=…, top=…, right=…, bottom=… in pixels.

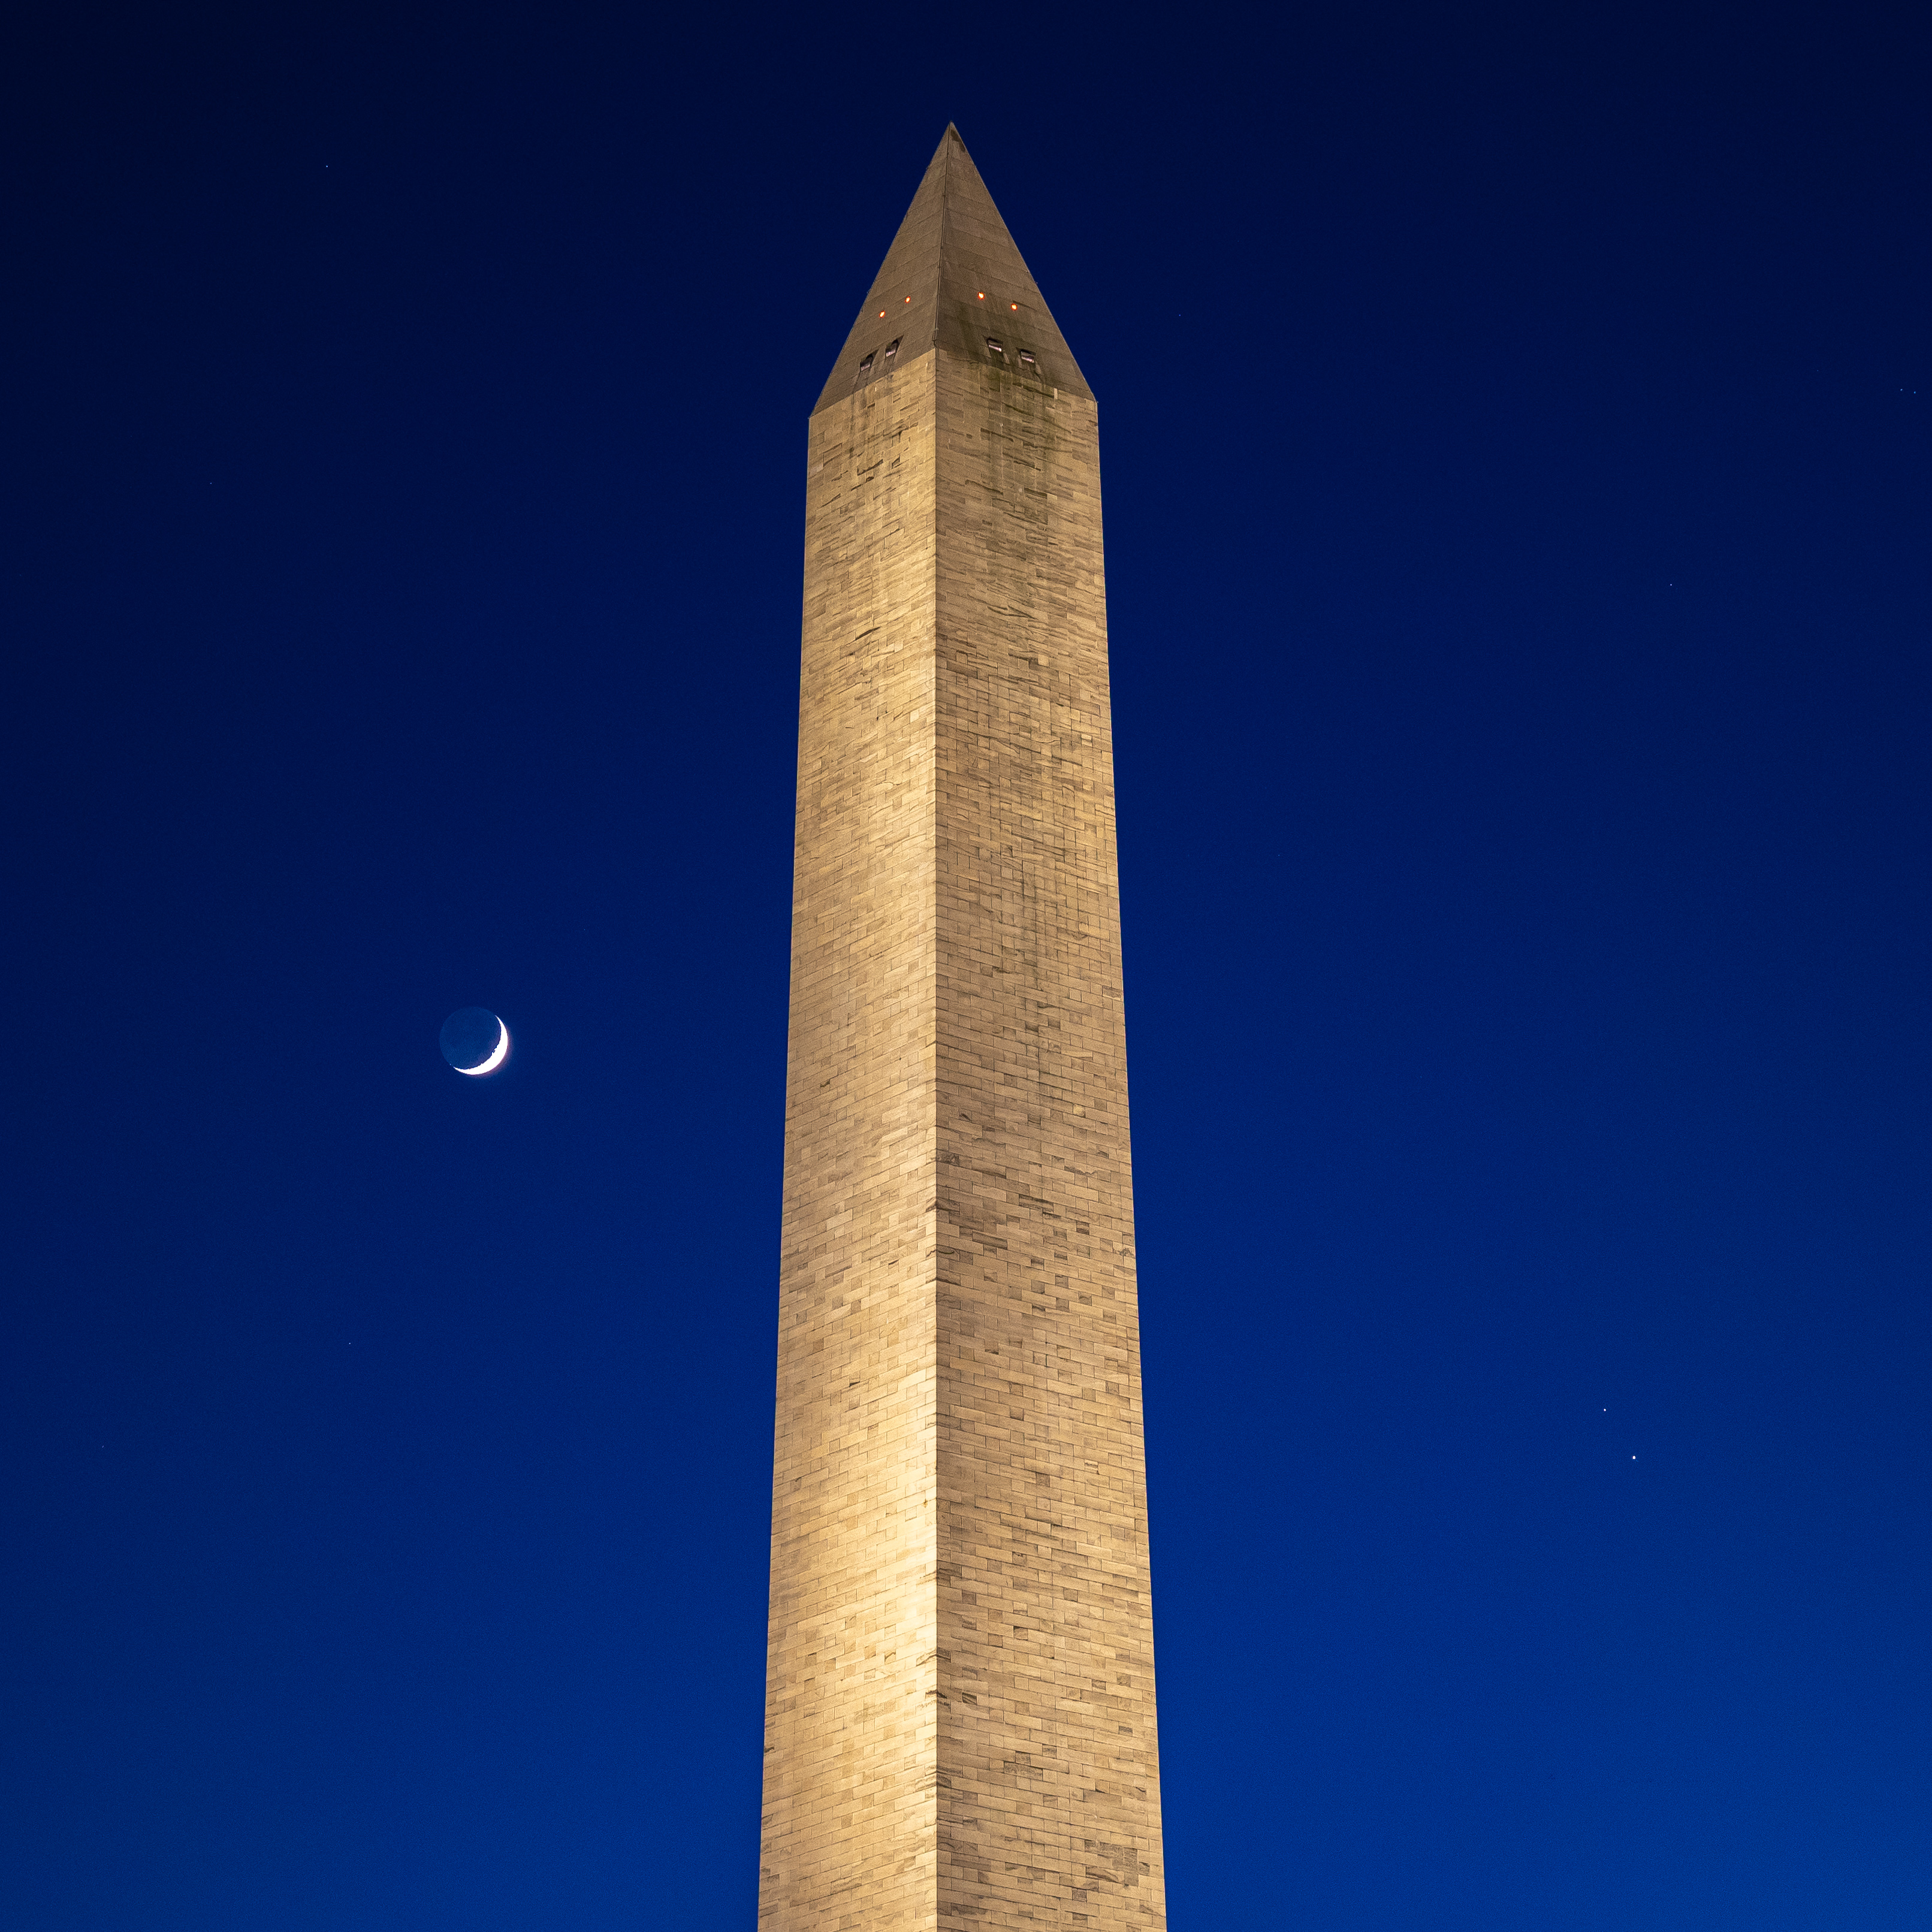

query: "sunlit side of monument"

left=761, top=126, right=1165, bottom=1930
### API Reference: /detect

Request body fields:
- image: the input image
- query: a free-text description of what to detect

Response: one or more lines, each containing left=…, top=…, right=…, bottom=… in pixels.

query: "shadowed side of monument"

left=764, top=126, right=1164, bottom=1932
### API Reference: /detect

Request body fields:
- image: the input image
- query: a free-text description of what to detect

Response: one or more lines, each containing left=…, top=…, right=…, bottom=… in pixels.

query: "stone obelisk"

left=762, top=125, right=1165, bottom=1931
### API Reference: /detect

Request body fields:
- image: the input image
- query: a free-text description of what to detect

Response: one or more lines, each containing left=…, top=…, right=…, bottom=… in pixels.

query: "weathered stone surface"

left=763, top=126, right=1164, bottom=1932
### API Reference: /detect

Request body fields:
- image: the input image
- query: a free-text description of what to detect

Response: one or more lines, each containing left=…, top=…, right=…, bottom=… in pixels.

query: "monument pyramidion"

left=762, top=125, right=1166, bottom=1931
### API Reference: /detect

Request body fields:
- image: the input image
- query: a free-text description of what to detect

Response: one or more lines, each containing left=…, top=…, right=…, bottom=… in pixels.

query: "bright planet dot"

left=440, top=1007, right=509, bottom=1076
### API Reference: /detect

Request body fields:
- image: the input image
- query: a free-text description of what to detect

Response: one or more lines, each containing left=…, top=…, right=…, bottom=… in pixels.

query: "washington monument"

left=761, top=126, right=1166, bottom=1930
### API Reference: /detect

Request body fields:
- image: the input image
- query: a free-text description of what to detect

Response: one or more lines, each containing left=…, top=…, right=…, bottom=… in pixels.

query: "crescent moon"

left=457, top=1015, right=509, bottom=1076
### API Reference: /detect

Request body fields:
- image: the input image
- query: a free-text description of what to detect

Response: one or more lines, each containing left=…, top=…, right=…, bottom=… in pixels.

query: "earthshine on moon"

left=440, top=1007, right=509, bottom=1076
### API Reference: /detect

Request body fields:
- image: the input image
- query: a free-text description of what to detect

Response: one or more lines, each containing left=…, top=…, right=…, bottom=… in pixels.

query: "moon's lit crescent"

left=458, top=1015, right=509, bottom=1076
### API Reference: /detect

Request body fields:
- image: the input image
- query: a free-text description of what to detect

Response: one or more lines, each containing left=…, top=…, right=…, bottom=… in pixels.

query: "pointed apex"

left=813, top=126, right=1092, bottom=415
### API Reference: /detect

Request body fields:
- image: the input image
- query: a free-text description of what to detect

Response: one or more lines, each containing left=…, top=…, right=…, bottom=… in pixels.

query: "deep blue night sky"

left=4, top=5, right=1928, bottom=1927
